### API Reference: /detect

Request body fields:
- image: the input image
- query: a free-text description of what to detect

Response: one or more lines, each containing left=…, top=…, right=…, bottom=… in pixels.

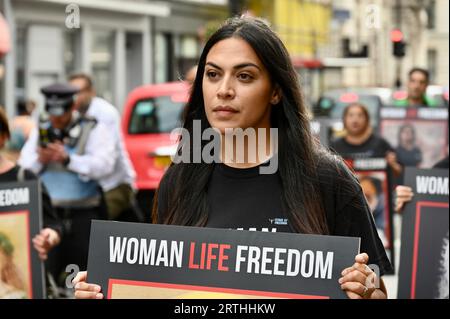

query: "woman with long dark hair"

left=74, top=16, right=391, bottom=299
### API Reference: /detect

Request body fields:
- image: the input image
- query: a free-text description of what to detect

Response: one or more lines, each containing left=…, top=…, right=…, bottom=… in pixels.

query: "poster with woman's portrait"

left=343, top=158, right=395, bottom=272
left=398, top=168, right=449, bottom=299
left=0, top=180, right=45, bottom=299
left=379, top=107, right=448, bottom=169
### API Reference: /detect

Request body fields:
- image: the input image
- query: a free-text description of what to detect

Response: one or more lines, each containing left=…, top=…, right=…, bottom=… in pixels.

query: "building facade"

left=244, top=0, right=332, bottom=104
left=321, top=0, right=449, bottom=90
left=1, top=0, right=227, bottom=118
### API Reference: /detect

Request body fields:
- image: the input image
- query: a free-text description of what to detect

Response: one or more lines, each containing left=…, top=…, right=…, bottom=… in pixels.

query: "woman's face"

left=202, top=37, right=279, bottom=133
left=344, top=106, right=369, bottom=136
left=400, top=127, right=414, bottom=144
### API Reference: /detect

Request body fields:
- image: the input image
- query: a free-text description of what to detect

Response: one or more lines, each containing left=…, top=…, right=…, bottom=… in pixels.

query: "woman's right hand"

left=72, top=271, right=103, bottom=299
left=395, top=185, right=414, bottom=213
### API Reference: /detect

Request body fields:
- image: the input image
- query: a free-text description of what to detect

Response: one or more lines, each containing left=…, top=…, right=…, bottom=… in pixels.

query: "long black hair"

left=153, top=16, right=341, bottom=234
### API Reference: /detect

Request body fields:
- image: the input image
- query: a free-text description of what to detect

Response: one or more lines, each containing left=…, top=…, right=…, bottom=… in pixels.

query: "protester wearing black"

left=74, top=17, right=391, bottom=299
left=157, top=159, right=392, bottom=277
left=331, top=133, right=394, bottom=160
left=330, top=103, right=402, bottom=174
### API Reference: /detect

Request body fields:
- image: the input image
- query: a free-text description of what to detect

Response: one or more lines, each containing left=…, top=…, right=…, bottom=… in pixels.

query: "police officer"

left=18, top=83, right=115, bottom=283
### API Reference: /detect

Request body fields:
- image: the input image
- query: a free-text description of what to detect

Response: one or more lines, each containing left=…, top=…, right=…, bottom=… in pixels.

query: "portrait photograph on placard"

left=0, top=211, right=31, bottom=299
left=379, top=108, right=449, bottom=169
left=342, top=158, right=395, bottom=273
left=354, top=171, right=391, bottom=248
left=0, top=181, right=45, bottom=299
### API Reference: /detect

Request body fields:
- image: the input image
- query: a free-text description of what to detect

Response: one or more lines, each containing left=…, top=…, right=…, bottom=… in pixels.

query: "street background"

left=1, top=0, right=449, bottom=299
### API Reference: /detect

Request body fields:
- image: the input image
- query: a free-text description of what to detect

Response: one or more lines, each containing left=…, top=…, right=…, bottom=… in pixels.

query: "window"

left=15, top=25, right=26, bottom=91
left=91, top=30, right=114, bottom=102
left=128, top=96, right=184, bottom=134
left=177, top=35, right=199, bottom=80
left=155, top=33, right=170, bottom=83
left=64, top=29, right=80, bottom=77
left=426, top=0, right=436, bottom=30
left=427, top=49, right=437, bottom=83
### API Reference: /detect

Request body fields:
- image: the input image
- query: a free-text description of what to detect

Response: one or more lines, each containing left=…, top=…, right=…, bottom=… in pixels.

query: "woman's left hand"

left=32, top=228, right=61, bottom=260
left=339, top=253, right=379, bottom=299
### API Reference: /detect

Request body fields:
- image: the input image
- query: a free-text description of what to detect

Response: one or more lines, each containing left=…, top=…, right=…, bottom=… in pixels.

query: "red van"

left=121, top=82, right=189, bottom=207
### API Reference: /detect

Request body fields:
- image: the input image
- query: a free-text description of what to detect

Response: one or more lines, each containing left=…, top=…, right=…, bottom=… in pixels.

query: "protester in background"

left=395, top=124, right=422, bottom=168
left=394, top=68, right=439, bottom=107
left=5, top=99, right=36, bottom=161
left=0, top=107, right=62, bottom=263
left=68, top=74, right=139, bottom=222
left=74, top=16, right=391, bottom=299
left=330, top=103, right=403, bottom=176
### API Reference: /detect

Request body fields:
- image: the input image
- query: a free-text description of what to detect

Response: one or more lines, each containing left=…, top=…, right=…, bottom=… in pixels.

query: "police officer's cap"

left=41, top=83, right=79, bottom=116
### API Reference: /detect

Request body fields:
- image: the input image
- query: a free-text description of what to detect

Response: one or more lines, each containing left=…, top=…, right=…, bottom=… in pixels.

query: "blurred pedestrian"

left=68, top=73, right=139, bottom=222
left=74, top=16, right=391, bottom=300
left=18, top=83, right=115, bottom=283
left=330, top=103, right=402, bottom=176
left=0, top=107, right=62, bottom=262
left=5, top=98, right=36, bottom=161
left=394, top=68, right=439, bottom=107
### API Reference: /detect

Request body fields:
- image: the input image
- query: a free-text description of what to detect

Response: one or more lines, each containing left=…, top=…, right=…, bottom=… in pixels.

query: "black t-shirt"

left=396, top=146, right=423, bottom=167
left=330, top=134, right=393, bottom=159
left=157, top=160, right=393, bottom=276
left=0, top=166, right=63, bottom=236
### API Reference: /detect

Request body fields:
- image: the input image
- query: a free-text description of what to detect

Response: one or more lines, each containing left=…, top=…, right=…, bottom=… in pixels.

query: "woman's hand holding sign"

left=73, top=253, right=386, bottom=299
left=339, top=253, right=386, bottom=299
left=73, top=271, right=103, bottom=299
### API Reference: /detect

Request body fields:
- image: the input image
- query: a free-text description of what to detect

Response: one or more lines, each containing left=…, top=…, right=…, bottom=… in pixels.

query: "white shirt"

left=18, top=119, right=116, bottom=181
left=85, top=97, right=136, bottom=191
